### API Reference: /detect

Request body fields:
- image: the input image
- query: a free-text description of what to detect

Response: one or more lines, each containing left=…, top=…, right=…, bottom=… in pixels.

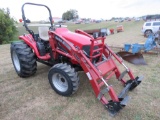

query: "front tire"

left=48, top=63, right=79, bottom=96
left=10, top=42, right=37, bottom=77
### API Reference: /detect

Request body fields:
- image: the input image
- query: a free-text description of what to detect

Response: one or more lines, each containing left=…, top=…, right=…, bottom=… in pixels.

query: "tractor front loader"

left=11, top=2, right=142, bottom=116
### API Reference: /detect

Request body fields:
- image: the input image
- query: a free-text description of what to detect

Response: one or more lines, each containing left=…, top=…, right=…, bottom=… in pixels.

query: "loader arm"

left=68, top=36, right=142, bottom=115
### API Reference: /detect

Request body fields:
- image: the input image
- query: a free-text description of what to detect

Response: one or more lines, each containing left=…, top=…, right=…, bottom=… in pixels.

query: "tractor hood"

left=55, top=28, right=91, bottom=48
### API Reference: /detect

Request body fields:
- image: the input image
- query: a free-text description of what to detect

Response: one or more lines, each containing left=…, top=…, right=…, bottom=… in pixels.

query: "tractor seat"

left=38, top=26, right=49, bottom=41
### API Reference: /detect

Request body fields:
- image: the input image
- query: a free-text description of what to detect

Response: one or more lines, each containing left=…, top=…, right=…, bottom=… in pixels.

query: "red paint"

left=19, top=27, right=137, bottom=106
left=55, top=28, right=92, bottom=48
left=19, top=35, right=50, bottom=60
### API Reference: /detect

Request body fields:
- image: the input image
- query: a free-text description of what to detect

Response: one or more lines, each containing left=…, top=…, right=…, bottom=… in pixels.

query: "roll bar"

left=21, top=2, right=53, bottom=36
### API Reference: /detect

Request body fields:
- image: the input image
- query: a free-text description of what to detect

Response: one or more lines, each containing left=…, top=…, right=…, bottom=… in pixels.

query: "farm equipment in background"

left=117, top=51, right=147, bottom=65
left=117, top=32, right=160, bottom=65
left=83, top=28, right=114, bottom=36
left=116, top=25, right=124, bottom=33
left=110, top=28, right=115, bottom=34
left=11, top=2, right=142, bottom=116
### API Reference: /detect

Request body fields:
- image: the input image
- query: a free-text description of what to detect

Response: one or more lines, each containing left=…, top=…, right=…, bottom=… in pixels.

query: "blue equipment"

left=124, top=34, right=156, bottom=54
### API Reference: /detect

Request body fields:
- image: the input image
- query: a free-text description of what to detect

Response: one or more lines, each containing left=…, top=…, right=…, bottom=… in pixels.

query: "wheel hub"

left=52, top=73, right=68, bottom=92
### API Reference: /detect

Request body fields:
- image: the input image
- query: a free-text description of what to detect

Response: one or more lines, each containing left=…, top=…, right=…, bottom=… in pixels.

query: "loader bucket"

left=117, top=51, right=147, bottom=65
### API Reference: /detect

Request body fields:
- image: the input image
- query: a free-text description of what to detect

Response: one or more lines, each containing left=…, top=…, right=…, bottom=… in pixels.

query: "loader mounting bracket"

left=105, top=100, right=123, bottom=116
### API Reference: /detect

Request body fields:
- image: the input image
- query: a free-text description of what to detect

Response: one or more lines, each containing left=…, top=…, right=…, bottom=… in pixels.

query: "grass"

left=0, top=20, right=160, bottom=120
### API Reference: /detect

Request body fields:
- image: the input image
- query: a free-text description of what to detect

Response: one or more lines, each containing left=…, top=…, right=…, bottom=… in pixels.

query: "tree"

left=0, top=8, right=17, bottom=44
left=62, top=9, right=79, bottom=21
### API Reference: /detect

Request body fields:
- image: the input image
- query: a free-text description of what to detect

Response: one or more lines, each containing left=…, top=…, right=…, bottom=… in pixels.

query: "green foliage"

left=62, top=9, right=78, bottom=21
left=0, top=8, right=17, bottom=44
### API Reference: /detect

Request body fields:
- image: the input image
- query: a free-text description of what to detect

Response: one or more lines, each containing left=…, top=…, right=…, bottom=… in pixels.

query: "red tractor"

left=11, top=3, right=142, bottom=116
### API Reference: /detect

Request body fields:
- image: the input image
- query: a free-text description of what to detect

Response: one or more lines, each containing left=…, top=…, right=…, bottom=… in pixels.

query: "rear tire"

left=48, top=63, right=79, bottom=96
left=10, top=42, right=37, bottom=77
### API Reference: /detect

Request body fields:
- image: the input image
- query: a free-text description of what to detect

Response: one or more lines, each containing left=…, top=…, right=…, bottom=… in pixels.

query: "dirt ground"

left=0, top=21, right=160, bottom=120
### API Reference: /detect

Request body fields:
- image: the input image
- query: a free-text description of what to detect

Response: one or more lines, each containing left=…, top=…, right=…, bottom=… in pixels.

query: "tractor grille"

left=82, top=45, right=99, bottom=57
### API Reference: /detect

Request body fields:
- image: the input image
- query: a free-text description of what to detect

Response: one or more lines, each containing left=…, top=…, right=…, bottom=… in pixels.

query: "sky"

left=0, top=0, right=160, bottom=21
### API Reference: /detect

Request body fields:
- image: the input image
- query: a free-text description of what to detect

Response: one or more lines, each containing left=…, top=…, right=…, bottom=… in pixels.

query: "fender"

left=19, top=34, right=50, bottom=60
left=49, top=31, right=78, bottom=64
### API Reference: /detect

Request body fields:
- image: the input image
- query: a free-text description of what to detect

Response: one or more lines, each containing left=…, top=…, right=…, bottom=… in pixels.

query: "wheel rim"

left=12, top=51, right=20, bottom=72
left=52, top=73, right=68, bottom=92
left=145, top=31, right=151, bottom=37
